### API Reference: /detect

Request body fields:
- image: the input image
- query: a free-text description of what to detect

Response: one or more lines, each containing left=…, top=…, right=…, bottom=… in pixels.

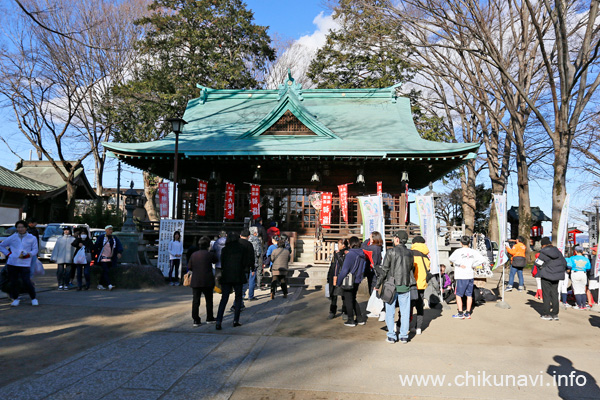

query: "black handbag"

left=378, top=275, right=396, bottom=304
left=341, top=273, right=354, bottom=290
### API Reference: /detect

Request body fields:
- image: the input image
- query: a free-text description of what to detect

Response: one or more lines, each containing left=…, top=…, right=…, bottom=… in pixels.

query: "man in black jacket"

left=239, top=229, right=256, bottom=308
left=535, top=237, right=567, bottom=321
left=377, top=230, right=414, bottom=344
left=215, top=232, right=251, bottom=330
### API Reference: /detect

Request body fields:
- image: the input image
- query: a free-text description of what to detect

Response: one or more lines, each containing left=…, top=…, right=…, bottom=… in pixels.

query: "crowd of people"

left=185, top=217, right=292, bottom=330
left=0, top=222, right=123, bottom=306
left=4, top=215, right=598, bottom=337
left=326, top=230, right=448, bottom=344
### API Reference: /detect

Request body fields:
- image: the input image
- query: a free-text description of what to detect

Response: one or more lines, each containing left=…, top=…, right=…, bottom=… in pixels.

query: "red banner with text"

left=321, top=192, right=332, bottom=229
left=224, top=183, right=235, bottom=220
left=197, top=180, right=207, bottom=216
left=158, top=182, right=169, bottom=218
left=250, top=184, right=261, bottom=219
left=377, top=181, right=382, bottom=196
left=338, top=184, right=348, bottom=223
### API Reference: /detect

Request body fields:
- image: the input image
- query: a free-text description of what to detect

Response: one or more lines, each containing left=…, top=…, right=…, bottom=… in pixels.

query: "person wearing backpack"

left=336, top=236, right=367, bottom=327
left=411, top=236, right=430, bottom=335
left=376, top=230, right=414, bottom=344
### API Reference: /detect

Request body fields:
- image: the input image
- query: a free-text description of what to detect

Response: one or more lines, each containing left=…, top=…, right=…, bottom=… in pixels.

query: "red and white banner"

left=197, top=180, right=208, bottom=216
left=338, top=184, right=348, bottom=223
left=250, top=184, right=261, bottom=219
left=158, top=182, right=169, bottom=218
left=321, top=192, right=332, bottom=228
left=377, top=181, right=382, bottom=196
left=224, top=183, right=235, bottom=220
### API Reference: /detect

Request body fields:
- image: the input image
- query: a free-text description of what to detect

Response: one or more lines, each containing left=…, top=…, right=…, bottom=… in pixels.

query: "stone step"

left=262, top=265, right=328, bottom=288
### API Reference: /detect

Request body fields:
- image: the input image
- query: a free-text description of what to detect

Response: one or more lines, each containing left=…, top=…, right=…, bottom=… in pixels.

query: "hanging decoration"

left=224, top=183, right=235, bottom=220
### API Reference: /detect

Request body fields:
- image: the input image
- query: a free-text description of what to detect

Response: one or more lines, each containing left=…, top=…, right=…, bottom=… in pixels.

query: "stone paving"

left=2, top=271, right=600, bottom=400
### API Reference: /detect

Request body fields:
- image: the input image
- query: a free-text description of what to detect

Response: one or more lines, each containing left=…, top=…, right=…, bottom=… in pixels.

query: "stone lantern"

left=114, top=181, right=141, bottom=264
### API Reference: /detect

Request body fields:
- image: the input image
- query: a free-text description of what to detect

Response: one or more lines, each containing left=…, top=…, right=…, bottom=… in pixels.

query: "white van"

left=39, top=223, right=90, bottom=260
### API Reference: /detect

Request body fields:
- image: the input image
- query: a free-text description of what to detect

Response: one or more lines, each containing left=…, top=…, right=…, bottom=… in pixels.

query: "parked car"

left=39, top=223, right=90, bottom=261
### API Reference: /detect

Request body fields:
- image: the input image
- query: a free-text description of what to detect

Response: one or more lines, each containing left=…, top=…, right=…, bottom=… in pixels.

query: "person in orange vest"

left=505, top=236, right=527, bottom=292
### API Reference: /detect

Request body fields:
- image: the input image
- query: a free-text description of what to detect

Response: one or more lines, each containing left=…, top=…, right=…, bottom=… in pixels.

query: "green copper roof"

left=0, top=165, right=56, bottom=193
left=104, top=75, right=480, bottom=159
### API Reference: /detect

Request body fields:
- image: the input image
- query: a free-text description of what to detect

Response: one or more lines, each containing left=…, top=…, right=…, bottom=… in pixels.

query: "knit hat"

left=540, top=237, right=551, bottom=246
left=412, top=235, right=426, bottom=244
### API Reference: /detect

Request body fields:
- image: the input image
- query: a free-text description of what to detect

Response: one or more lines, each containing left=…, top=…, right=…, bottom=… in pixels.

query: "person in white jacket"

left=0, top=220, right=39, bottom=306
left=51, top=226, right=75, bottom=290
left=168, top=231, right=183, bottom=286
left=448, top=236, right=488, bottom=319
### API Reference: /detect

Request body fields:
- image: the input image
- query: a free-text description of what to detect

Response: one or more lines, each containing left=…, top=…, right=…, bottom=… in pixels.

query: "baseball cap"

left=105, top=225, right=114, bottom=230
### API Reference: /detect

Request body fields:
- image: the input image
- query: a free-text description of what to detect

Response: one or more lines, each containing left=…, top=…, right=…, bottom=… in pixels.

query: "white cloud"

left=266, top=12, right=339, bottom=89
left=295, top=12, right=338, bottom=54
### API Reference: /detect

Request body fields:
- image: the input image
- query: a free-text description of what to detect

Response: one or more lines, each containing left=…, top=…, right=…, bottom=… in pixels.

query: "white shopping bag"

left=366, top=290, right=384, bottom=317
left=324, top=284, right=330, bottom=298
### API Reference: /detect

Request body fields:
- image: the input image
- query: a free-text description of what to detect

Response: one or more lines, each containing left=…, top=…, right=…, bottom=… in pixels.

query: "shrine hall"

left=104, top=74, right=479, bottom=260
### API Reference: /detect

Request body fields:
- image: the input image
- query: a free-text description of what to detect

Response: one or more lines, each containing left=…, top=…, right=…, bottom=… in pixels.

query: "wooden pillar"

left=399, top=193, right=407, bottom=227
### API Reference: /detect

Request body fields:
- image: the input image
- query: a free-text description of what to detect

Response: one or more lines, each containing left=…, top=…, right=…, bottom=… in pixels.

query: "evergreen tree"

left=307, top=0, right=449, bottom=142
left=109, top=0, right=275, bottom=219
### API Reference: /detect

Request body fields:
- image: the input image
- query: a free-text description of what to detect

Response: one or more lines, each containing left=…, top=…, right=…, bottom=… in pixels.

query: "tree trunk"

left=460, top=161, right=477, bottom=236
left=94, top=155, right=105, bottom=196
left=143, top=171, right=159, bottom=222
left=515, top=140, right=532, bottom=251
left=66, top=181, right=78, bottom=222
left=487, top=180, right=506, bottom=243
left=552, top=143, right=569, bottom=246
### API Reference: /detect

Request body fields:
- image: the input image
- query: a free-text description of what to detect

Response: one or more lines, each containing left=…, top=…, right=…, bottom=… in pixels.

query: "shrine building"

left=104, top=74, right=479, bottom=260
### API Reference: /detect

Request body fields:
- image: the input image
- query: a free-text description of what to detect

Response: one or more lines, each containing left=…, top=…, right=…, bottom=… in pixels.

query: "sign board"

left=157, top=219, right=185, bottom=277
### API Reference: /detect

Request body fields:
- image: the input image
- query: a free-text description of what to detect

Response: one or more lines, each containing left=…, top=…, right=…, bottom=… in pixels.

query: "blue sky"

left=245, top=0, right=328, bottom=39
left=0, top=0, right=592, bottom=235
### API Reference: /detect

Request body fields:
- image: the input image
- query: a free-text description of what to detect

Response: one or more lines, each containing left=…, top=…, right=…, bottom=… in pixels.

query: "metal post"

left=116, top=161, right=122, bottom=215
left=172, top=131, right=179, bottom=219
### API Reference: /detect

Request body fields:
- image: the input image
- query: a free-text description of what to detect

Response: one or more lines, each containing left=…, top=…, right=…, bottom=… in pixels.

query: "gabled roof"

left=15, top=161, right=97, bottom=200
left=104, top=74, right=480, bottom=160
left=0, top=165, right=56, bottom=194
left=508, top=206, right=552, bottom=223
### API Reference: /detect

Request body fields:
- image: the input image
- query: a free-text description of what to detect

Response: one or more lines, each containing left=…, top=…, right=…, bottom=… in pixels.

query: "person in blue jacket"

left=336, top=236, right=367, bottom=327
left=567, top=246, right=591, bottom=310
left=92, top=225, right=123, bottom=291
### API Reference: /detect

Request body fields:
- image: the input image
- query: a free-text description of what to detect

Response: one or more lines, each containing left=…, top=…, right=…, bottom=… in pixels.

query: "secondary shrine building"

left=105, top=74, right=479, bottom=256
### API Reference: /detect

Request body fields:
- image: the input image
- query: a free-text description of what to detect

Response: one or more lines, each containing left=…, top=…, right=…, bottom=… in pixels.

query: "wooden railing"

left=140, top=220, right=245, bottom=242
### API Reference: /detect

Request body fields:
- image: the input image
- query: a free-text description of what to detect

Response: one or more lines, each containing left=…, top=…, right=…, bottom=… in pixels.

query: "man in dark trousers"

left=238, top=229, right=256, bottom=309
left=92, top=225, right=123, bottom=291
left=216, top=232, right=251, bottom=330
left=536, top=237, right=567, bottom=321
left=377, top=230, right=414, bottom=344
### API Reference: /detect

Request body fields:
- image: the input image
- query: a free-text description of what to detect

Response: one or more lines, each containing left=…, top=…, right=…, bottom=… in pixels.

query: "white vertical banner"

left=557, top=194, right=570, bottom=255
left=358, top=195, right=386, bottom=253
left=493, top=193, right=508, bottom=269
left=157, top=219, right=185, bottom=277
left=415, top=195, right=439, bottom=274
